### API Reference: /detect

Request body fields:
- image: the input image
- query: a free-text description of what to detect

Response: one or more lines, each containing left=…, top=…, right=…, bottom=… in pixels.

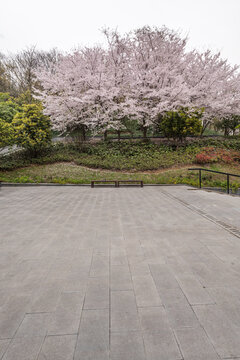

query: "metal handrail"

left=188, top=168, right=240, bottom=194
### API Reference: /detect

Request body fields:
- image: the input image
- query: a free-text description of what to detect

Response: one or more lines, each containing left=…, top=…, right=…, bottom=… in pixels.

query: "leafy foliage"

left=12, top=104, right=51, bottom=154
left=0, top=118, right=14, bottom=147
left=0, top=93, right=20, bottom=123
left=159, top=109, right=202, bottom=141
left=214, top=115, right=240, bottom=136
left=195, top=147, right=240, bottom=164
left=1, top=137, right=240, bottom=172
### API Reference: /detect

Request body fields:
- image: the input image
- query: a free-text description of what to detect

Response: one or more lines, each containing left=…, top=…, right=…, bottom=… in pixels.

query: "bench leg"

left=91, top=181, right=94, bottom=188
left=141, top=181, right=143, bottom=187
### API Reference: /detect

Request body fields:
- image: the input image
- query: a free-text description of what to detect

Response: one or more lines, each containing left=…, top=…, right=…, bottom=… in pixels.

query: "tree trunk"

left=143, top=126, right=147, bottom=139
left=201, top=120, right=210, bottom=136
left=117, top=130, right=121, bottom=141
left=82, top=126, right=86, bottom=141
left=224, top=127, right=229, bottom=137
left=104, top=130, right=108, bottom=141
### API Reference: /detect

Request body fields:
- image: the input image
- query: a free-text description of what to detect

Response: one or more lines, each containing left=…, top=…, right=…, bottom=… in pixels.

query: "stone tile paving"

left=0, top=185, right=240, bottom=359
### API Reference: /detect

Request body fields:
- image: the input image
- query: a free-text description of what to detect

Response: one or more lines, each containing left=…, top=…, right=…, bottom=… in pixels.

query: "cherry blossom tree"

left=184, top=50, right=240, bottom=133
left=36, top=47, right=105, bottom=139
left=36, top=33, right=133, bottom=139
left=127, top=26, right=190, bottom=137
left=35, top=26, right=240, bottom=139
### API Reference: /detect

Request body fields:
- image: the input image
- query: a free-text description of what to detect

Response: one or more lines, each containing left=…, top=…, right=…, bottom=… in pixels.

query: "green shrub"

left=0, top=118, right=14, bottom=147
left=214, top=115, right=240, bottom=136
left=12, top=104, right=51, bottom=155
left=0, top=93, right=21, bottom=123
left=160, top=109, right=202, bottom=141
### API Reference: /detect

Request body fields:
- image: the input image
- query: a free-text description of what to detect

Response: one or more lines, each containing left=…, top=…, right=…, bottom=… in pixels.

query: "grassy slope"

left=1, top=162, right=240, bottom=191
left=0, top=142, right=200, bottom=172
left=0, top=139, right=240, bottom=190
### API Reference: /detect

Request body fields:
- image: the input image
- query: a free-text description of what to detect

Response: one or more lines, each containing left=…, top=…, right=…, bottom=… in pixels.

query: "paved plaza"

left=0, top=185, right=240, bottom=360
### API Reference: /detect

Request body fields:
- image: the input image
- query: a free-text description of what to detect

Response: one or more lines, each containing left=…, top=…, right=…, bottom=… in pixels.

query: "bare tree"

left=0, top=52, right=13, bottom=93
left=4, top=46, right=60, bottom=96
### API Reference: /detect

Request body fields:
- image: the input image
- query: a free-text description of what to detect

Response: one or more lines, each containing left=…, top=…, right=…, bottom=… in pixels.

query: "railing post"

left=227, top=174, right=230, bottom=194
left=199, top=169, right=202, bottom=189
left=188, top=168, right=240, bottom=194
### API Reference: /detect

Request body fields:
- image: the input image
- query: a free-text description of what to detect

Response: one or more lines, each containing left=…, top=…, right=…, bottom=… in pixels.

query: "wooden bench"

left=118, top=180, right=143, bottom=187
left=91, top=180, right=143, bottom=188
left=91, top=180, right=118, bottom=188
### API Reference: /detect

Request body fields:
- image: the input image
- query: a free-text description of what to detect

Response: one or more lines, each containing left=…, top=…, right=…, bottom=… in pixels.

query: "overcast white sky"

left=0, top=0, right=239, bottom=65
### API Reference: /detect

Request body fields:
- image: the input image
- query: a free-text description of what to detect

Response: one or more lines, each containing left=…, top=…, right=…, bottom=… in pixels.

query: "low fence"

left=188, top=168, right=240, bottom=194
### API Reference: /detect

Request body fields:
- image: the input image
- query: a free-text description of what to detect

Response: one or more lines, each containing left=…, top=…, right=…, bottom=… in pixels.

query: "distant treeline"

left=0, top=46, right=59, bottom=98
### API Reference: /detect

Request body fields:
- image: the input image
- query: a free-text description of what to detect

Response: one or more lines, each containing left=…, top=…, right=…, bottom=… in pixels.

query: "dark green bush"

left=159, top=109, right=202, bottom=141
left=12, top=104, right=52, bottom=155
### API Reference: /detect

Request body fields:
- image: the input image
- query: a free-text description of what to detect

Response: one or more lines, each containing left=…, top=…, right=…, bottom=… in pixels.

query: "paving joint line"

left=161, top=190, right=240, bottom=239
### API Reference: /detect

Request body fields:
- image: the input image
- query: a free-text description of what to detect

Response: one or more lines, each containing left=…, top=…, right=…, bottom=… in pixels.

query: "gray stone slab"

left=46, top=258, right=73, bottom=281
left=111, top=249, right=128, bottom=266
left=0, top=294, right=30, bottom=314
left=143, top=332, right=182, bottom=360
left=207, top=245, right=240, bottom=263
left=142, top=246, right=166, bottom=265
left=193, top=304, right=240, bottom=358
left=132, top=275, right=162, bottom=307
left=74, top=309, right=109, bottom=360
left=110, top=332, right=145, bottom=360
left=165, top=255, right=191, bottom=274
left=205, top=287, right=240, bottom=327
left=165, top=302, right=200, bottom=329
left=150, top=264, right=180, bottom=290
left=38, top=334, right=77, bottom=360
left=110, top=236, right=125, bottom=248
left=29, top=281, right=63, bottom=313
left=15, top=313, right=51, bottom=338
left=0, top=295, right=30, bottom=339
left=175, top=272, right=215, bottom=305
left=111, top=290, right=140, bottom=332
left=0, top=311, right=24, bottom=339
left=191, top=260, right=240, bottom=288
left=163, top=185, right=240, bottom=230
left=175, top=327, right=220, bottom=360
left=90, top=254, right=109, bottom=277
left=94, top=247, right=110, bottom=256
left=125, top=247, right=144, bottom=258
left=139, top=307, right=171, bottom=335
left=1, top=186, right=240, bottom=359
left=0, top=339, right=10, bottom=359
left=157, top=287, right=188, bottom=306
left=207, top=286, right=240, bottom=303
left=111, top=265, right=133, bottom=291
left=129, top=260, right=150, bottom=277
left=48, top=292, right=84, bottom=335
left=62, top=270, right=89, bottom=292
left=2, top=336, right=43, bottom=360
left=84, top=276, right=109, bottom=310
